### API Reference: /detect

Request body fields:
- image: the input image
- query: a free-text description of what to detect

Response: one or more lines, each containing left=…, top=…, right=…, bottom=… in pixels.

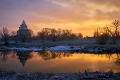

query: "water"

left=0, top=51, right=120, bottom=73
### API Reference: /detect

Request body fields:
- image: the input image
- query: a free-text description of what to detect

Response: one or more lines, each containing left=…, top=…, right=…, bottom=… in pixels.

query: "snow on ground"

left=46, top=46, right=71, bottom=51
left=0, top=71, right=120, bottom=80
left=8, top=47, right=43, bottom=51
left=8, top=46, right=84, bottom=52
left=1, top=45, right=120, bottom=53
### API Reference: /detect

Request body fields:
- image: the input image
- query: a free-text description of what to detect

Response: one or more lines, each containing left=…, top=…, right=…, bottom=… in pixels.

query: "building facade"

left=17, top=20, right=30, bottom=35
left=17, top=20, right=31, bottom=42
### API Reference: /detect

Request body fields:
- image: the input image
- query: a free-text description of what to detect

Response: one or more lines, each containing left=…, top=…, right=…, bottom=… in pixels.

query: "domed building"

left=17, top=20, right=31, bottom=42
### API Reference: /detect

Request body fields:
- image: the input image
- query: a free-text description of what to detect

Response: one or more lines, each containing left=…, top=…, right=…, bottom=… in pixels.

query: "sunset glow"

left=100, top=32, right=103, bottom=35
left=0, top=0, right=120, bottom=37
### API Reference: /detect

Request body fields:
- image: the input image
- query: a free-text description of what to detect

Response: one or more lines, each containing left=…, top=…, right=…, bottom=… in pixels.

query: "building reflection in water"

left=16, top=51, right=33, bottom=67
left=0, top=50, right=120, bottom=68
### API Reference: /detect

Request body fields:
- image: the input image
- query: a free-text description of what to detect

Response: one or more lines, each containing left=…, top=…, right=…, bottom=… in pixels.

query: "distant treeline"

left=37, top=28, right=83, bottom=42
left=0, top=27, right=83, bottom=45
left=0, top=20, right=119, bottom=45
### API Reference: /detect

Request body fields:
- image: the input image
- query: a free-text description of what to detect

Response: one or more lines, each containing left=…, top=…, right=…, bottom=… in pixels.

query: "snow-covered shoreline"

left=0, top=71, right=120, bottom=80
left=1, top=46, right=120, bottom=53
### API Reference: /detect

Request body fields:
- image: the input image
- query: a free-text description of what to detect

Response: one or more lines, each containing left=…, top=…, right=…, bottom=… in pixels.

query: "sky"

left=0, top=0, right=120, bottom=37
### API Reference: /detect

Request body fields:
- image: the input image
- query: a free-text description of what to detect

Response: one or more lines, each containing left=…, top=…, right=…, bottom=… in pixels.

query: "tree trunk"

left=4, top=41, right=8, bottom=45
left=113, top=37, right=116, bottom=45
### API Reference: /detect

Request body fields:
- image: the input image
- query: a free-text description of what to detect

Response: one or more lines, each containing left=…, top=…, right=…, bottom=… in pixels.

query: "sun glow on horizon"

left=100, top=32, right=103, bottom=35
left=0, top=0, right=120, bottom=37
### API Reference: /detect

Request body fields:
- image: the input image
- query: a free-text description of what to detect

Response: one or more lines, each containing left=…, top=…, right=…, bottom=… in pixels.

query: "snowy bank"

left=8, top=47, right=43, bottom=51
left=46, top=46, right=120, bottom=53
left=1, top=46, right=120, bottom=53
left=0, top=71, right=120, bottom=80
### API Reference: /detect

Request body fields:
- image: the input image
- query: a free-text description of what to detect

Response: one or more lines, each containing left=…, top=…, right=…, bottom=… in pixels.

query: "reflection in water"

left=108, top=53, right=120, bottom=66
left=0, top=51, right=120, bottom=73
left=115, top=54, right=120, bottom=66
left=38, top=50, right=73, bottom=60
left=98, top=53, right=120, bottom=66
left=0, top=51, right=11, bottom=62
left=16, top=51, right=33, bottom=67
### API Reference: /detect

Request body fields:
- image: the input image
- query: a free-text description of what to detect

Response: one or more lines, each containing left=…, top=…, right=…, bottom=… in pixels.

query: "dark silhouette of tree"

left=28, top=29, right=34, bottom=42
left=61, top=29, right=72, bottom=40
left=36, top=28, right=81, bottom=41
left=78, top=33, right=83, bottom=39
left=37, top=28, right=50, bottom=42
left=114, top=53, right=120, bottom=66
left=56, top=29, right=73, bottom=41
left=0, top=27, right=10, bottom=45
left=17, top=29, right=33, bottom=43
left=28, top=29, right=34, bottom=37
left=93, top=31, right=98, bottom=38
left=69, top=33, right=76, bottom=40
left=0, top=51, right=10, bottom=62
left=106, top=20, right=120, bottom=44
left=49, top=29, right=57, bottom=42
left=38, top=50, right=73, bottom=60
left=105, top=53, right=113, bottom=60
left=38, top=51, right=58, bottom=60
left=11, top=31, right=18, bottom=43
left=56, top=28, right=62, bottom=40
left=11, top=31, right=16, bottom=37
left=103, top=53, right=120, bottom=66
left=94, top=27, right=109, bottom=45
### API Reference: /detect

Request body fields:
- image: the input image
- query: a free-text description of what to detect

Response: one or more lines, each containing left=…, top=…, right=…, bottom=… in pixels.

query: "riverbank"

left=0, top=70, right=120, bottom=80
left=1, top=39, right=120, bottom=53
left=1, top=38, right=120, bottom=47
left=1, top=45, right=120, bottom=53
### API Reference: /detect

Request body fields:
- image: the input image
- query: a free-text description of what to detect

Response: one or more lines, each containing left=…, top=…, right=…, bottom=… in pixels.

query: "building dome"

left=17, top=20, right=31, bottom=42
left=19, top=20, right=28, bottom=30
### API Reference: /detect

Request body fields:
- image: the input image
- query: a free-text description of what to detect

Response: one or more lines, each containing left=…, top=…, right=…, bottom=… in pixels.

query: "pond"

left=0, top=51, right=120, bottom=73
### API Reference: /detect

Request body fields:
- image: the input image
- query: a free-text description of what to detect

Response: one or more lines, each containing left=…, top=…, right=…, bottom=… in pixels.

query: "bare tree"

left=94, top=29, right=98, bottom=38
left=37, top=32, right=45, bottom=42
left=0, top=51, right=10, bottom=62
left=28, top=29, right=34, bottom=42
left=56, top=28, right=63, bottom=40
left=50, top=29, right=57, bottom=42
left=95, top=27, right=109, bottom=45
left=0, top=27, right=10, bottom=45
left=17, top=29, right=32, bottom=43
left=78, top=33, right=83, bottom=38
left=61, top=29, right=72, bottom=40
left=28, top=29, right=34, bottom=37
left=11, top=31, right=18, bottom=43
left=69, top=33, right=76, bottom=40
left=106, top=20, right=120, bottom=44
left=37, top=28, right=81, bottom=41
left=37, top=28, right=50, bottom=42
